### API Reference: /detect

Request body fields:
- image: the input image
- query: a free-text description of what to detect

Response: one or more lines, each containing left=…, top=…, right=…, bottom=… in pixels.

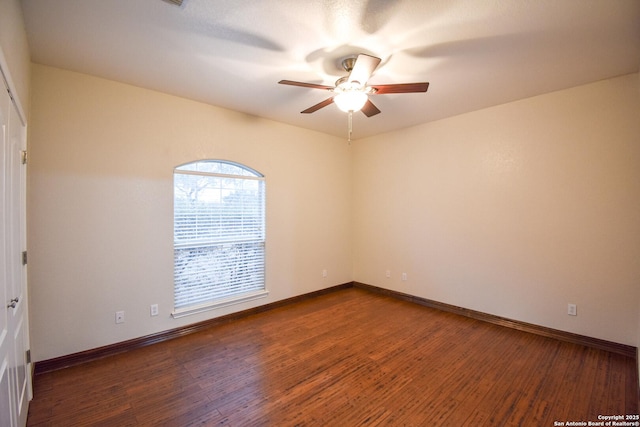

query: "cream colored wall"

left=28, top=64, right=352, bottom=362
left=0, top=0, right=30, bottom=116
left=26, top=63, right=640, bottom=361
left=353, top=74, right=640, bottom=346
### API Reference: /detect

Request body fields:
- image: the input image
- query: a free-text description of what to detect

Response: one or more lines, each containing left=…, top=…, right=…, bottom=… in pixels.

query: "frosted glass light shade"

left=334, top=91, right=368, bottom=112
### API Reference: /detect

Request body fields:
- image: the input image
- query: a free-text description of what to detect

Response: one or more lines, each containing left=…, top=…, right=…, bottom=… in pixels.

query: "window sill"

left=171, top=290, right=269, bottom=319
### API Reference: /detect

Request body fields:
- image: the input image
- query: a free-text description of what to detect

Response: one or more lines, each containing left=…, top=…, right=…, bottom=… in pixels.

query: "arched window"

left=173, top=160, right=266, bottom=317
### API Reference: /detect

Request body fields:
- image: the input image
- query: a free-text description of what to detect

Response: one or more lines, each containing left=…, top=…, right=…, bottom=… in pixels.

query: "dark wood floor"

left=27, top=288, right=638, bottom=426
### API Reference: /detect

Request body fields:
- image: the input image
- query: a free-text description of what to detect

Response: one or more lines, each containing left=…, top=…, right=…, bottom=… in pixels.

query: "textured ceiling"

left=20, top=0, right=640, bottom=140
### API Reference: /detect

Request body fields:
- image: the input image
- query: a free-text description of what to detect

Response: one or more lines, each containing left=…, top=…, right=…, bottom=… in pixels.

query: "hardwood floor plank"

left=27, top=288, right=638, bottom=426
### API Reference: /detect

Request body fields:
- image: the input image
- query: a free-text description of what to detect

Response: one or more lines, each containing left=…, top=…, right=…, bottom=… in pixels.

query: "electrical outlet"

left=401, top=272, right=407, bottom=281
left=150, top=304, right=159, bottom=316
left=115, top=311, right=125, bottom=324
left=386, top=270, right=391, bottom=278
left=567, top=303, right=577, bottom=316
left=322, top=269, right=327, bottom=278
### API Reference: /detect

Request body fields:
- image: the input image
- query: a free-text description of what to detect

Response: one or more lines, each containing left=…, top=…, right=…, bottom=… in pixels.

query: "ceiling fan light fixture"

left=334, top=91, right=368, bottom=112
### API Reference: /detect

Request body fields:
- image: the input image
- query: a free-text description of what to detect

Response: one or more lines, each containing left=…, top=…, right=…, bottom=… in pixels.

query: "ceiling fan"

left=278, top=53, right=429, bottom=117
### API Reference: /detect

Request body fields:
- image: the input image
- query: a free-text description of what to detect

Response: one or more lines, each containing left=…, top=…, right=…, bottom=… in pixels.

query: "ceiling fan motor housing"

left=341, top=56, right=358, bottom=73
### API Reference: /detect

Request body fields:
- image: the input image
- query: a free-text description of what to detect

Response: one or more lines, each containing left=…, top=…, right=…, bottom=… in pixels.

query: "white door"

left=0, top=75, right=31, bottom=427
left=0, top=68, right=13, bottom=427
left=7, top=86, right=30, bottom=427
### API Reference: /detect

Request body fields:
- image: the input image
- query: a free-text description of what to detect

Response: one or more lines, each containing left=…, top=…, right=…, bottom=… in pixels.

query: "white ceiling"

left=20, top=0, right=640, bottom=140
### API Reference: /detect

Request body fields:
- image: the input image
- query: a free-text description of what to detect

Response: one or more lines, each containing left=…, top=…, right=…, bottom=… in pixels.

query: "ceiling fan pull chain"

left=348, top=110, right=353, bottom=144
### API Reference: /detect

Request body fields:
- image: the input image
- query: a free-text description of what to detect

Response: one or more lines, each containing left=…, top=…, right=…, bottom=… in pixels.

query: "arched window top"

left=176, top=160, right=263, bottom=178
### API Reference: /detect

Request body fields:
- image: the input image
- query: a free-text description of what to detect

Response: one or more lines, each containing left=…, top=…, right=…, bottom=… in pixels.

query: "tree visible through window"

left=173, top=160, right=266, bottom=315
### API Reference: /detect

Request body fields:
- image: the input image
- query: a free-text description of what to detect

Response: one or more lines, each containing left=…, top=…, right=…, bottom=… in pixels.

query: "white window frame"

left=172, top=160, right=267, bottom=318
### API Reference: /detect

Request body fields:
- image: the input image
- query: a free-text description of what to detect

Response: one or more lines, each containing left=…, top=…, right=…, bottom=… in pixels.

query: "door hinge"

left=26, top=349, right=31, bottom=364
left=21, top=150, right=27, bottom=165
left=21, top=251, right=27, bottom=266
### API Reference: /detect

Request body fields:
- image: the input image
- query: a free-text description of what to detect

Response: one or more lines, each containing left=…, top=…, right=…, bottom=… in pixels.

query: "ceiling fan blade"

left=301, top=97, right=335, bottom=114
left=348, top=54, right=381, bottom=85
left=279, top=80, right=334, bottom=90
left=371, top=82, right=429, bottom=94
left=361, top=99, right=381, bottom=117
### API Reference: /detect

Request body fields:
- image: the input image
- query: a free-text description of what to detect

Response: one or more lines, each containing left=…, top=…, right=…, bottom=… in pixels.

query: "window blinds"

left=173, top=161, right=265, bottom=311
